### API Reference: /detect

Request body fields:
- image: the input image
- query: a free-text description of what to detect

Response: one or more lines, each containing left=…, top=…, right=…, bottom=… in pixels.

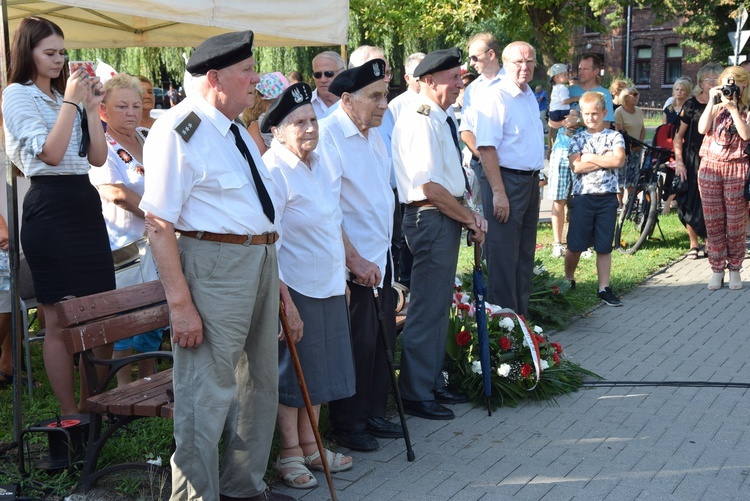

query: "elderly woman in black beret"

left=261, top=83, right=355, bottom=489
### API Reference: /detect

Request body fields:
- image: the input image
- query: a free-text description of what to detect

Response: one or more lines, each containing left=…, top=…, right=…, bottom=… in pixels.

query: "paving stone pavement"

left=274, top=255, right=750, bottom=501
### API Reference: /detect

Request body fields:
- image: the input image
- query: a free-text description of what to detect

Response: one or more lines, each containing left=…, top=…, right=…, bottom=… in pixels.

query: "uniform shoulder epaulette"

left=417, top=104, right=431, bottom=116
left=174, top=111, right=201, bottom=143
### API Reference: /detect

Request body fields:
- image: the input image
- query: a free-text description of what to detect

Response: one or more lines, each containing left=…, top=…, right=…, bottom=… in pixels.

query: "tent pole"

left=1, top=0, right=25, bottom=463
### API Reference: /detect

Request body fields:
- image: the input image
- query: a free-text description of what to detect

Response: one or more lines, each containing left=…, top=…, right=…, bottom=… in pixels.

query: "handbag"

left=672, top=175, right=689, bottom=195
left=744, top=167, right=750, bottom=201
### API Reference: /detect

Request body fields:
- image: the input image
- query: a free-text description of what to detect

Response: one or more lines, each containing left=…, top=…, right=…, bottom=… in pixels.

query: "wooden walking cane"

left=278, top=304, right=337, bottom=501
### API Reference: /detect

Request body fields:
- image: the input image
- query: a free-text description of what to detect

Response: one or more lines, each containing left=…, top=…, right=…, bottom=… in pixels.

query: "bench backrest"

left=55, top=281, right=169, bottom=356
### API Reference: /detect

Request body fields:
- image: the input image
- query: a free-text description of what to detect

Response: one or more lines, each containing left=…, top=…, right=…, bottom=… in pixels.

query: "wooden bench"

left=56, top=280, right=173, bottom=490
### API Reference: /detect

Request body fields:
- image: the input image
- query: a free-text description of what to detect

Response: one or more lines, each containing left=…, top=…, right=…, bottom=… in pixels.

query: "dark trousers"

left=329, top=262, right=396, bottom=432
left=480, top=169, right=540, bottom=315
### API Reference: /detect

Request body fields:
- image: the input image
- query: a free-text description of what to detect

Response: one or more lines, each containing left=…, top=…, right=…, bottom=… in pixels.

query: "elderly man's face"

left=313, top=56, right=344, bottom=101
left=427, top=67, right=464, bottom=110
left=344, top=79, right=389, bottom=131
left=216, top=56, right=260, bottom=114
left=503, top=44, right=535, bottom=90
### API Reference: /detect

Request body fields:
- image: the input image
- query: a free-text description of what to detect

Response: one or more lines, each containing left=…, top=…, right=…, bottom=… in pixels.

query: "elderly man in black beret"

left=315, top=59, right=402, bottom=452
left=140, top=30, right=298, bottom=501
left=392, top=48, right=487, bottom=420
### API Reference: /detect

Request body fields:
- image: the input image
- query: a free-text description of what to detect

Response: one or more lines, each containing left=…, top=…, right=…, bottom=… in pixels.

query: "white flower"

left=471, top=360, right=482, bottom=375
left=534, top=325, right=543, bottom=334
left=500, top=317, right=515, bottom=331
left=146, top=456, right=162, bottom=466
left=541, top=360, right=550, bottom=370
left=497, top=364, right=511, bottom=377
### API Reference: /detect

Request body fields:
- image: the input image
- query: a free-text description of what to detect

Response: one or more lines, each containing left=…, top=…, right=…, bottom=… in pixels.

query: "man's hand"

left=493, top=191, right=510, bottom=223
left=467, top=211, right=488, bottom=244
left=280, top=282, right=304, bottom=343
left=171, top=302, right=204, bottom=348
left=348, top=256, right=382, bottom=288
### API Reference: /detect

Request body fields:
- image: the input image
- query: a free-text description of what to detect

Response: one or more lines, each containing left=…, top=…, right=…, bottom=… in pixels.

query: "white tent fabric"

left=4, top=0, right=349, bottom=48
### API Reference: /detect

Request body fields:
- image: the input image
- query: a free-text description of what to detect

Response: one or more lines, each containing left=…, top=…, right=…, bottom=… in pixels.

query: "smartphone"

left=68, top=61, right=96, bottom=78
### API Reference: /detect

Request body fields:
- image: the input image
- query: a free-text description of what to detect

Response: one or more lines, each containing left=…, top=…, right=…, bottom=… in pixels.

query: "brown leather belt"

left=178, top=230, right=278, bottom=245
left=407, top=196, right=464, bottom=208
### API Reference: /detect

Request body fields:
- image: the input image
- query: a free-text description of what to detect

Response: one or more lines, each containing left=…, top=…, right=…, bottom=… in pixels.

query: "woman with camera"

left=2, top=16, right=114, bottom=414
left=696, top=66, right=750, bottom=290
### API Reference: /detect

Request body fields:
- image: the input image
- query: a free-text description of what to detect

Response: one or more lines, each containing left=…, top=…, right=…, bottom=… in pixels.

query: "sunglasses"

left=313, top=70, right=338, bottom=79
left=469, top=48, right=490, bottom=63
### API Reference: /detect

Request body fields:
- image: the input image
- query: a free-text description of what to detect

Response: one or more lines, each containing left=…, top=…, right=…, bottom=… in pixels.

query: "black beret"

left=186, top=30, right=254, bottom=76
left=329, top=59, right=386, bottom=97
left=260, top=83, right=313, bottom=133
left=413, top=47, right=463, bottom=78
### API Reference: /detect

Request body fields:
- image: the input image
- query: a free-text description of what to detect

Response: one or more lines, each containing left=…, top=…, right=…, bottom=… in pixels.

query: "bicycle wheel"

left=614, top=184, right=659, bottom=254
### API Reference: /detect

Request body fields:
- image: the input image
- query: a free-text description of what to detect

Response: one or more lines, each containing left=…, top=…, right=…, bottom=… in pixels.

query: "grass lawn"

left=1, top=212, right=695, bottom=498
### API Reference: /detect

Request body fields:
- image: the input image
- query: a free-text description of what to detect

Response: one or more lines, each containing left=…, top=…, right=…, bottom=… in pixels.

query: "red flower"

left=552, top=353, right=561, bottom=365
left=520, top=364, right=532, bottom=378
left=499, top=336, right=511, bottom=351
left=457, top=303, right=470, bottom=311
left=535, top=334, right=545, bottom=345
left=551, top=342, right=563, bottom=354
left=552, top=285, right=560, bottom=295
left=456, top=330, right=472, bottom=346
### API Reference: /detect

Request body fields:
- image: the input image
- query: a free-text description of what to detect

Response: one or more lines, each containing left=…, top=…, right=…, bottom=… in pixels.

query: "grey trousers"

left=170, top=236, right=279, bottom=501
left=480, top=169, right=540, bottom=315
left=399, top=207, right=461, bottom=401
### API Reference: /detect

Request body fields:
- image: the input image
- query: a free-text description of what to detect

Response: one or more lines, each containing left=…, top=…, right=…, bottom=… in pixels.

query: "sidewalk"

left=275, top=255, right=750, bottom=500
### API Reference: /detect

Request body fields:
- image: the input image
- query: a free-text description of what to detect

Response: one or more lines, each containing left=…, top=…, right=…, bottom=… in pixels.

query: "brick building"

left=572, top=7, right=701, bottom=107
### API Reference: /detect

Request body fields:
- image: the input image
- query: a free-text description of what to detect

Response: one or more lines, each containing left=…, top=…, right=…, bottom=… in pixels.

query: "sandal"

left=304, top=449, right=353, bottom=473
left=274, top=456, right=318, bottom=489
left=687, top=247, right=700, bottom=260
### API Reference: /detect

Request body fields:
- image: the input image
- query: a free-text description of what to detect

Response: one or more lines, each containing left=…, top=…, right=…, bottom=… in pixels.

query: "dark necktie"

left=229, top=123, right=275, bottom=224
left=446, top=116, right=471, bottom=194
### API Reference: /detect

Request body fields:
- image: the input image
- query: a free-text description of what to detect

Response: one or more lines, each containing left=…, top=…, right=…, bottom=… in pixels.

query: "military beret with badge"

left=413, top=47, right=463, bottom=78
left=260, top=82, right=313, bottom=133
left=328, top=58, right=387, bottom=97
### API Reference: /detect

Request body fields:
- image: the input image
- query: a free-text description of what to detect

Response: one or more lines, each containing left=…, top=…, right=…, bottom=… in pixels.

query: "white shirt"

left=263, top=140, right=346, bottom=298
left=392, top=94, right=466, bottom=203
left=89, top=131, right=148, bottom=250
left=2, top=83, right=91, bottom=177
left=389, top=89, right=420, bottom=124
left=311, top=89, right=336, bottom=119
left=475, top=78, right=544, bottom=171
left=140, top=93, right=275, bottom=235
left=317, top=106, right=395, bottom=287
left=458, top=70, right=503, bottom=134
left=550, top=83, right=571, bottom=112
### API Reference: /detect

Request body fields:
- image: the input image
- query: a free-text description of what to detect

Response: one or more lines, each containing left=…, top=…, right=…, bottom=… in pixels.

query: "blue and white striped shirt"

left=2, top=82, right=90, bottom=177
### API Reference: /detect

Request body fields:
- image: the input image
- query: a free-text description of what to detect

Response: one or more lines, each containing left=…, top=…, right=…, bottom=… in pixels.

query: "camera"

left=720, top=78, right=740, bottom=101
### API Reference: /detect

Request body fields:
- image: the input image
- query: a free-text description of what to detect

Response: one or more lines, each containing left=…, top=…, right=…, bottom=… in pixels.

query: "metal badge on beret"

left=260, top=82, right=313, bottom=133
left=413, top=47, right=463, bottom=79
left=186, top=30, right=255, bottom=76
left=328, top=58, right=387, bottom=97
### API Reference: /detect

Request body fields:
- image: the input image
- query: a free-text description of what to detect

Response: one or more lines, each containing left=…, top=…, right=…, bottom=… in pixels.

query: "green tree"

left=67, top=47, right=189, bottom=87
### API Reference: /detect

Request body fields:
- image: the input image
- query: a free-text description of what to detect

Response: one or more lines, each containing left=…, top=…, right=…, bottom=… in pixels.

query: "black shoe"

left=567, top=279, right=576, bottom=290
left=366, top=417, right=404, bottom=438
left=402, top=399, right=455, bottom=420
left=598, top=287, right=622, bottom=307
left=330, top=429, right=379, bottom=451
left=433, top=386, right=469, bottom=404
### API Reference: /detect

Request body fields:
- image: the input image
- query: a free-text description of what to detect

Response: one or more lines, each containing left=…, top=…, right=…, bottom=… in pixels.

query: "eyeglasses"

left=702, top=77, right=719, bottom=84
left=508, top=59, right=536, bottom=68
left=469, top=48, right=491, bottom=63
left=313, top=70, right=340, bottom=79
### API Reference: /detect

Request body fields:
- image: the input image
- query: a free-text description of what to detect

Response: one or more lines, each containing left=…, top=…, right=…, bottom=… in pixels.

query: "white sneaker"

left=552, top=243, right=565, bottom=258
left=581, top=248, right=593, bottom=259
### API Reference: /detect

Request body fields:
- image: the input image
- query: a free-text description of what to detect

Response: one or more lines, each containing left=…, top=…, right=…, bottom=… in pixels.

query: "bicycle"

left=613, top=134, right=673, bottom=254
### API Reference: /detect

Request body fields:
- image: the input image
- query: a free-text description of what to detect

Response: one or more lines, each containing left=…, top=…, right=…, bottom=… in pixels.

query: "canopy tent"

left=3, top=0, right=349, bottom=48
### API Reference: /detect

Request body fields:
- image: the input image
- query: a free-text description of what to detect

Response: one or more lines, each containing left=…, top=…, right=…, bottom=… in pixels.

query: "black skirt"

left=21, top=175, right=115, bottom=304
